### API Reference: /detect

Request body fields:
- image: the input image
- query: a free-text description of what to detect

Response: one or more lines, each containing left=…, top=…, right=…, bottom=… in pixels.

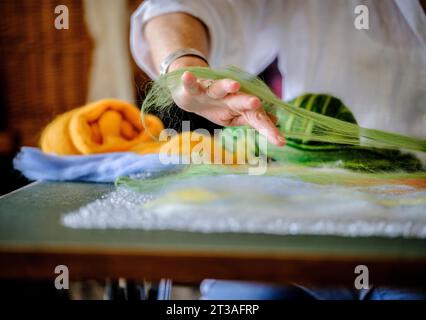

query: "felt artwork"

left=63, top=163, right=426, bottom=238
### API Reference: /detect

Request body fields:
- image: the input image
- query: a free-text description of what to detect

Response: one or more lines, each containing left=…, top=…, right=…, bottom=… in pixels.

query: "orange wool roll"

left=40, top=99, right=165, bottom=155
left=39, top=98, right=238, bottom=163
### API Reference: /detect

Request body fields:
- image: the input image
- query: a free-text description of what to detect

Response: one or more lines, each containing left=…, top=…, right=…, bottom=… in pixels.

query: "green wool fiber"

left=142, top=66, right=426, bottom=153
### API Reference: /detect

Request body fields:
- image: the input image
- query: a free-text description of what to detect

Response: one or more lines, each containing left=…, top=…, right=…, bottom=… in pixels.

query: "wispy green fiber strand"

left=141, top=66, right=426, bottom=153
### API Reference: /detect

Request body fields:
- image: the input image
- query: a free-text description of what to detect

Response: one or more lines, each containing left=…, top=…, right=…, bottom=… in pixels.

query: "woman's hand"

left=144, top=13, right=283, bottom=146
left=171, top=71, right=285, bottom=146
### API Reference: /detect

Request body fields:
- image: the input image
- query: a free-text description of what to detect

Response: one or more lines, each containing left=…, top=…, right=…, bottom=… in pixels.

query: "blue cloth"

left=200, top=280, right=426, bottom=300
left=13, top=147, right=182, bottom=183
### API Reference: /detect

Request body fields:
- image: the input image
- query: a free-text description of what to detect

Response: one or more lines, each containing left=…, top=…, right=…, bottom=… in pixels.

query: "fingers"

left=181, top=71, right=202, bottom=95
left=201, top=79, right=240, bottom=99
left=244, top=109, right=285, bottom=146
left=182, top=73, right=241, bottom=99
left=223, top=93, right=262, bottom=112
left=181, top=72, right=284, bottom=146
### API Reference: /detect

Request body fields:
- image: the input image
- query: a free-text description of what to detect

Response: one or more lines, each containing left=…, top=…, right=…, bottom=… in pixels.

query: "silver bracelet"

left=159, top=48, right=208, bottom=76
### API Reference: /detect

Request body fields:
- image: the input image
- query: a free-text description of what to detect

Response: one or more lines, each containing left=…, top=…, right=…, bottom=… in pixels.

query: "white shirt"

left=130, top=0, right=426, bottom=139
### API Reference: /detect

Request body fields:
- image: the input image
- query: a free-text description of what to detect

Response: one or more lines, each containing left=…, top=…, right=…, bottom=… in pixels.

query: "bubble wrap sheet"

left=62, top=174, right=426, bottom=238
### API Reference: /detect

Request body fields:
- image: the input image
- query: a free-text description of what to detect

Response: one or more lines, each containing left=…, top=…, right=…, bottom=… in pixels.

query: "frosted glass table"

left=0, top=181, right=425, bottom=287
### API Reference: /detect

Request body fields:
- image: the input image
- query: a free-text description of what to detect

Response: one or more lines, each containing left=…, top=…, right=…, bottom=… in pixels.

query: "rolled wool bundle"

left=39, top=98, right=233, bottom=162
left=40, top=99, right=164, bottom=155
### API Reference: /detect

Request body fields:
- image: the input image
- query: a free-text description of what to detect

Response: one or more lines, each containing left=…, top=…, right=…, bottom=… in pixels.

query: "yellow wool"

left=40, top=99, right=164, bottom=155
left=39, top=99, right=235, bottom=163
